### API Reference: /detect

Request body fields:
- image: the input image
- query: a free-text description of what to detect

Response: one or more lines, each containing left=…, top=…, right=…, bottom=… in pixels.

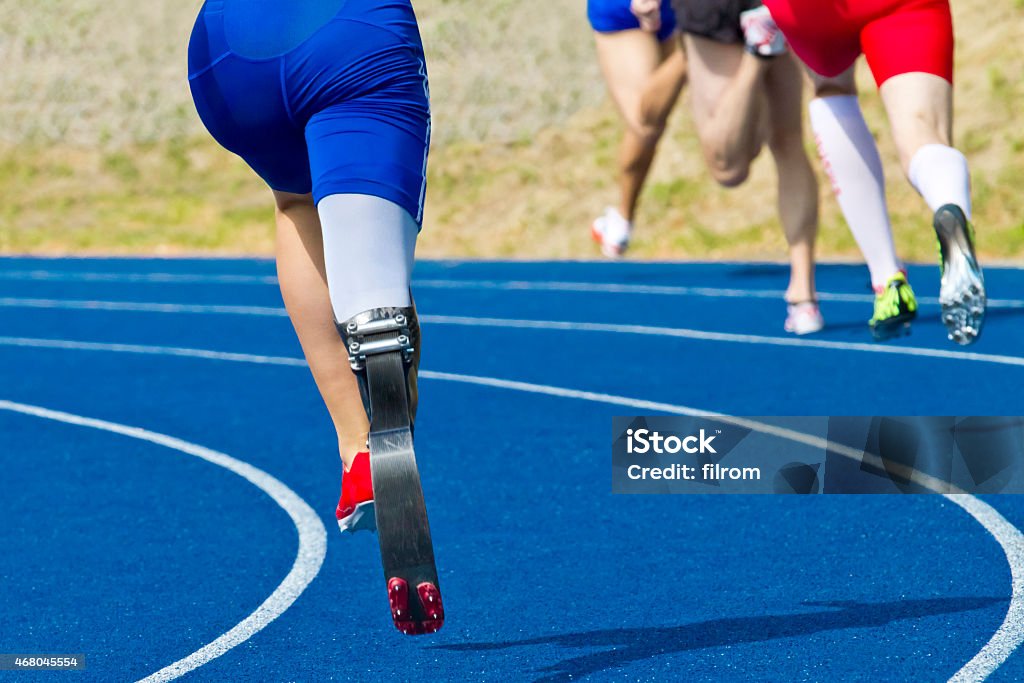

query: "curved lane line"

left=0, top=339, right=1019, bottom=679
left=0, top=400, right=327, bottom=683
left=945, top=495, right=1024, bottom=682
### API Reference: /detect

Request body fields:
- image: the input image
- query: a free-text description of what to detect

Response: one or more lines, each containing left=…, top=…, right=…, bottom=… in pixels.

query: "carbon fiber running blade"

left=365, top=350, right=442, bottom=635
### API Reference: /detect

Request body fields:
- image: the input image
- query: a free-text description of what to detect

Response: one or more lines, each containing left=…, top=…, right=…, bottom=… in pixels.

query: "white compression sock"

left=907, top=143, right=972, bottom=220
left=809, top=95, right=902, bottom=288
left=317, top=193, right=418, bottom=323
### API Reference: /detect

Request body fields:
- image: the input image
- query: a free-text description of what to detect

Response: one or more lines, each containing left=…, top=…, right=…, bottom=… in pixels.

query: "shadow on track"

left=432, top=597, right=1005, bottom=682
left=729, top=263, right=872, bottom=283
left=818, top=307, right=1024, bottom=336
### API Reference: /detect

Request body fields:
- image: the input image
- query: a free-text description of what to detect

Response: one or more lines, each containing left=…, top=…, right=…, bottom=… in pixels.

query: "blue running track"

left=1, top=256, right=1023, bottom=682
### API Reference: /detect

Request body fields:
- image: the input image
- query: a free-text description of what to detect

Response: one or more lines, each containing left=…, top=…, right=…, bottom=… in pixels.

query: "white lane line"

left=416, top=279, right=1024, bottom=309
left=945, top=495, right=1024, bottom=682
left=0, top=270, right=277, bottom=285
left=420, top=371, right=965, bottom=495
left=422, top=315, right=1024, bottom=368
left=1, top=270, right=1022, bottom=308
left=0, top=335, right=1018, bottom=676
left=0, top=297, right=288, bottom=317
left=1, top=298, right=1023, bottom=368
left=0, top=400, right=327, bottom=683
left=417, top=279, right=876, bottom=303
left=0, top=336, right=307, bottom=366
left=419, top=278, right=1024, bottom=307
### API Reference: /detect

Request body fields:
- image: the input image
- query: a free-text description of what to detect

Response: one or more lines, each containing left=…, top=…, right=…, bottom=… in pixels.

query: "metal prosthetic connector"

left=337, top=305, right=420, bottom=426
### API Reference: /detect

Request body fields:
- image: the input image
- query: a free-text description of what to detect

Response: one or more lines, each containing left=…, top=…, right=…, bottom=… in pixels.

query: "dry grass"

left=0, top=0, right=1021, bottom=261
left=0, top=0, right=600, bottom=147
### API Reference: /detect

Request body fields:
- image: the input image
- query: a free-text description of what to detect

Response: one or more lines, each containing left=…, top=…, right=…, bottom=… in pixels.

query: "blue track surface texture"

left=1, top=257, right=1022, bottom=682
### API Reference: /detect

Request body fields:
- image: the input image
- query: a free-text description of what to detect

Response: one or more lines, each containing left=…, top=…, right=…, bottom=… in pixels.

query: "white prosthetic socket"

left=319, top=193, right=420, bottom=422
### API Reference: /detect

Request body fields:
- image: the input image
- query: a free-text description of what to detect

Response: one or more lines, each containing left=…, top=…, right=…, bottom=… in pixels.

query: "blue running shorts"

left=587, top=0, right=678, bottom=41
left=188, top=0, right=431, bottom=224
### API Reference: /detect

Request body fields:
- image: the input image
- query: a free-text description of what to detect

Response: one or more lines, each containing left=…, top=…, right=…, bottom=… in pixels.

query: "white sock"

left=317, top=194, right=418, bottom=323
left=907, top=143, right=972, bottom=220
left=809, top=95, right=902, bottom=288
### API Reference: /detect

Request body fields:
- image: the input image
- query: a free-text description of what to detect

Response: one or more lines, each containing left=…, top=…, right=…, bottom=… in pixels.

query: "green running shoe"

left=934, top=204, right=985, bottom=345
left=870, top=272, right=918, bottom=341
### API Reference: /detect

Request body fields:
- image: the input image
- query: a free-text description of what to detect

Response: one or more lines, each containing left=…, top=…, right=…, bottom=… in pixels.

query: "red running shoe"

left=336, top=451, right=375, bottom=533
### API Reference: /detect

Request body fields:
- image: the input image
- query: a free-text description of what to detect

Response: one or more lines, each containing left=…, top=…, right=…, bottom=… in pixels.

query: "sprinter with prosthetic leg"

left=188, top=0, right=443, bottom=635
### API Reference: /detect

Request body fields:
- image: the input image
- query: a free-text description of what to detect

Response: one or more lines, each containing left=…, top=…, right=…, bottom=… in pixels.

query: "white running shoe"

left=591, top=207, right=632, bottom=258
left=784, top=301, right=824, bottom=335
left=740, top=5, right=787, bottom=58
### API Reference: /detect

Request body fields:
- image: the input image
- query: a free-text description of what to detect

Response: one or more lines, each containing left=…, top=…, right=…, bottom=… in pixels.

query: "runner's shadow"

left=730, top=263, right=871, bottom=281
left=819, top=306, right=1024, bottom=336
left=432, top=596, right=1005, bottom=682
